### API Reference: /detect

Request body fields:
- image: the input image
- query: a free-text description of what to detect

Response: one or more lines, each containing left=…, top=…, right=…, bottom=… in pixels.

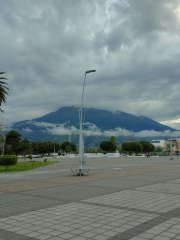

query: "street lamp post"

left=82, top=113, right=89, bottom=165
left=54, top=142, right=55, bottom=158
left=78, top=70, right=96, bottom=175
left=170, top=140, right=173, bottom=160
left=0, top=134, right=5, bottom=156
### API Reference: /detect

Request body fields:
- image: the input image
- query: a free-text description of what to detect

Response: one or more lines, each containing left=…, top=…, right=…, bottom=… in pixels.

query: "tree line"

left=2, top=129, right=157, bottom=156
left=99, top=138, right=155, bottom=154
left=3, top=130, right=77, bottom=156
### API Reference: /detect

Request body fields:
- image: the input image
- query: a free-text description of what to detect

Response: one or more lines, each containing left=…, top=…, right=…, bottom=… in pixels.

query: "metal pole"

left=79, top=73, right=87, bottom=175
left=82, top=113, right=89, bottom=165
left=69, top=131, right=71, bottom=143
left=2, top=135, right=5, bottom=156
left=170, top=140, right=173, bottom=160
left=77, top=70, right=96, bottom=176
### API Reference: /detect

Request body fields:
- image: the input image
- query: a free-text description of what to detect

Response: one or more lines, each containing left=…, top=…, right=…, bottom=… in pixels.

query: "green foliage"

left=5, top=130, right=22, bottom=154
left=31, top=141, right=61, bottom=155
left=61, top=142, right=77, bottom=152
left=121, top=142, right=132, bottom=152
left=4, top=145, right=12, bottom=155
left=110, top=136, right=117, bottom=149
left=155, top=146, right=163, bottom=152
left=151, top=152, right=157, bottom=156
left=21, top=138, right=30, bottom=145
left=121, top=141, right=143, bottom=154
left=0, top=161, right=57, bottom=172
left=70, top=143, right=77, bottom=152
left=0, top=155, right=18, bottom=170
left=140, top=141, right=155, bottom=153
left=0, top=70, right=9, bottom=106
left=92, top=148, right=99, bottom=153
left=15, top=143, right=32, bottom=156
left=165, top=145, right=171, bottom=151
left=65, top=145, right=72, bottom=153
left=100, top=141, right=116, bottom=152
left=44, top=158, right=47, bottom=163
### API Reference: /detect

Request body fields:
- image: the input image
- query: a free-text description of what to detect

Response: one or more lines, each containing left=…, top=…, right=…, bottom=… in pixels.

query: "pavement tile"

left=1, top=157, right=180, bottom=240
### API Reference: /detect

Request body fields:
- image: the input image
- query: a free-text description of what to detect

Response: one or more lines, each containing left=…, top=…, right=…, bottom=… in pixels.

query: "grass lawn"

left=0, top=161, right=58, bottom=172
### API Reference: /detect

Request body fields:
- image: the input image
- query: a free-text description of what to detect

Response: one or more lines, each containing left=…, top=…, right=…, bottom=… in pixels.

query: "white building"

left=151, top=140, right=166, bottom=148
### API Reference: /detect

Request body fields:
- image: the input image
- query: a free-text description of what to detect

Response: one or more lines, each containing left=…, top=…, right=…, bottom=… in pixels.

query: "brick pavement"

left=1, top=156, right=180, bottom=239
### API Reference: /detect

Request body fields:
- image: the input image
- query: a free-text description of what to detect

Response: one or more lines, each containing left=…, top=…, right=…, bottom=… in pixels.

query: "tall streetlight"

left=0, top=134, right=5, bottom=156
left=54, top=142, right=55, bottom=158
left=82, top=112, right=89, bottom=165
left=78, top=70, right=96, bottom=175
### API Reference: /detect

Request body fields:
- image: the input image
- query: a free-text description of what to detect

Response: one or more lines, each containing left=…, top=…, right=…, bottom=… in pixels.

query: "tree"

left=110, top=136, right=117, bottom=150
left=5, top=130, right=22, bottom=154
left=0, top=155, right=18, bottom=170
left=140, top=141, right=155, bottom=153
left=155, top=146, right=163, bottom=152
left=21, top=138, right=30, bottom=145
left=121, top=142, right=133, bottom=153
left=15, top=143, right=32, bottom=167
left=61, top=142, right=76, bottom=152
left=37, top=142, right=48, bottom=155
left=121, top=141, right=143, bottom=154
left=15, top=143, right=32, bottom=155
left=100, top=141, right=116, bottom=152
left=70, top=143, right=77, bottom=152
left=165, top=144, right=171, bottom=152
left=31, top=142, right=39, bottom=154
left=0, top=70, right=9, bottom=111
left=92, top=148, right=99, bottom=154
left=65, top=145, right=72, bottom=153
left=132, top=142, right=143, bottom=154
left=31, top=142, right=61, bottom=155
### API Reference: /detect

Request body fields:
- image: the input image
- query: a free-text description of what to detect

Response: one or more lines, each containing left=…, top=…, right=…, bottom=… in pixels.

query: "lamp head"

left=85, top=70, right=96, bottom=74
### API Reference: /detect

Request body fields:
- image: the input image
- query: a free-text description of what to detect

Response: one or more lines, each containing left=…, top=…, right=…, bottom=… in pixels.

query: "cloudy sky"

left=1, top=0, right=180, bottom=129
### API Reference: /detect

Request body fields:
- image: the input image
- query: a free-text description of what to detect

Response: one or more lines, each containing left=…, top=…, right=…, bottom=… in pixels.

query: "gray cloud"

left=1, top=0, right=180, bottom=131
left=24, top=121, right=180, bottom=139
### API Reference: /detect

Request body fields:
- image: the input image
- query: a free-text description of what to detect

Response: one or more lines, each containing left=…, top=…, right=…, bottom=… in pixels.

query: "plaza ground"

left=1, top=156, right=180, bottom=239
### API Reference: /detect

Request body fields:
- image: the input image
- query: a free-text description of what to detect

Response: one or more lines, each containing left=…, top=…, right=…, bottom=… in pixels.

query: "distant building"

left=167, top=139, right=180, bottom=152
left=151, top=139, right=180, bottom=152
left=151, top=140, right=166, bottom=148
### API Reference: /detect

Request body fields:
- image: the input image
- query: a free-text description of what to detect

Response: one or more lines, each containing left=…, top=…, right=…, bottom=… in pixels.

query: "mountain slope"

left=10, top=107, right=176, bottom=145
left=30, top=107, right=175, bottom=132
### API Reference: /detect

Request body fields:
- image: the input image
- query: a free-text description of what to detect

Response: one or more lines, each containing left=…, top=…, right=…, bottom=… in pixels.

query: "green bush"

left=0, top=155, right=18, bottom=170
left=44, top=158, right=47, bottom=163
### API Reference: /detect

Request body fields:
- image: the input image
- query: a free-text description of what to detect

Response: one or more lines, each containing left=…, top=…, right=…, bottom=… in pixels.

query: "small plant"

left=0, top=155, right=18, bottom=170
left=44, top=158, right=47, bottom=163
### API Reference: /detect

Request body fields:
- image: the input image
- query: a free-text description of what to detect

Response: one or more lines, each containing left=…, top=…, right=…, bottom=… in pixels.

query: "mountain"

left=10, top=107, right=176, bottom=146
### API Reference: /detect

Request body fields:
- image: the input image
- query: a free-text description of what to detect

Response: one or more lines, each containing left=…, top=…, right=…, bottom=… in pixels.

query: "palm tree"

left=5, top=130, right=22, bottom=154
left=0, top=70, right=9, bottom=106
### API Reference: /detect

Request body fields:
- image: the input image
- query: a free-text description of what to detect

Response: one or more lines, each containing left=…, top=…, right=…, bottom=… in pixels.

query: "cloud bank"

left=1, top=0, right=180, bottom=130
left=26, top=121, right=180, bottom=139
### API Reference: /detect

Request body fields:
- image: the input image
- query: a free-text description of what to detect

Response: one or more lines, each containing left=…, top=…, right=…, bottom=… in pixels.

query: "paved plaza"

left=1, top=157, right=180, bottom=239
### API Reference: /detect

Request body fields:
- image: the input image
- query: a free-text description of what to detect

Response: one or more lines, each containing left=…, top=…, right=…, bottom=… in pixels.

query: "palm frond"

left=0, top=70, right=9, bottom=105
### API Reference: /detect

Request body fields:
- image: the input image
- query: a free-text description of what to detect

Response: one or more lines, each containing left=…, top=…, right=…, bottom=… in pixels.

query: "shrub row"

left=0, top=155, right=18, bottom=170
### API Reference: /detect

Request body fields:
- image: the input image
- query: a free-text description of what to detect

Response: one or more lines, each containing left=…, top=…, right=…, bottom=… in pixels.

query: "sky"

left=1, top=0, right=180, bottom=130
